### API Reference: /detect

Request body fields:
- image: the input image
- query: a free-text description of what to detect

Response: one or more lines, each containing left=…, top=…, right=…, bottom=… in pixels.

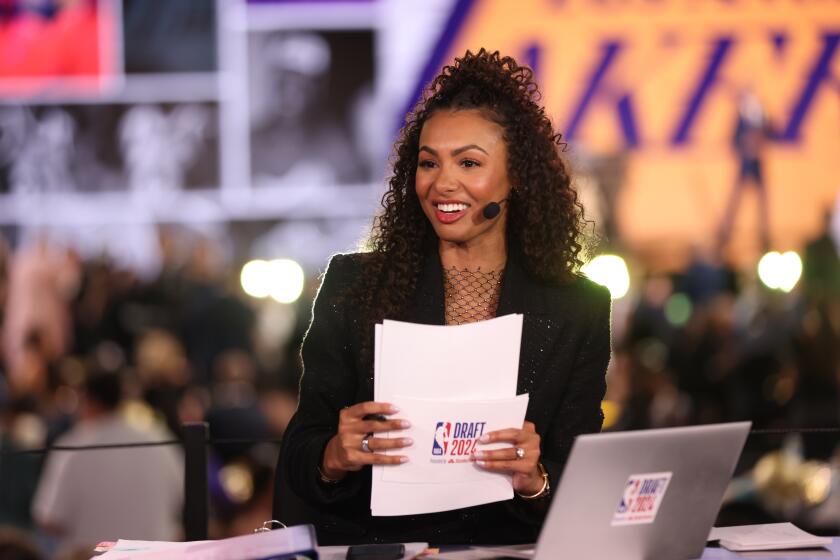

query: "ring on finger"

left=515, top=447, right=525, bottom=460
left=361, top=433, right=374, bottom=453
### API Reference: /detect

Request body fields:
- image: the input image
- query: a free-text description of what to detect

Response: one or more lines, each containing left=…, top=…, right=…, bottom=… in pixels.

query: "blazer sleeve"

left=280, top=254, right=365, bottom=507
left=510, top=281, right=611, bottom=524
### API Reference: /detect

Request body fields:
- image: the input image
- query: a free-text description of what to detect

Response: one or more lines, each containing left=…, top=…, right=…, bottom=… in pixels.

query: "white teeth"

left=437, top=203, right=468, bottom=212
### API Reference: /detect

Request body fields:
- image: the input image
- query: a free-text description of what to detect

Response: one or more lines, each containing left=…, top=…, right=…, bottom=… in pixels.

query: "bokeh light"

left=268, top=259, right=306, bottom=304
left=757, top=251, right=802, bottom=293
left=665, top=293, right=693, bottom=326
left=581, top=254, right=630, bottom=300
left=240, top=258, right=305, bottom=303
left=240, top=259, right=272, bottom=299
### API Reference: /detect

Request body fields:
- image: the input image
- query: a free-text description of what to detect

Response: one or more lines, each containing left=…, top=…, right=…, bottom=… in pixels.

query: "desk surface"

left=318, top=539, right=840, bottom=560
left=699, top=538, right=840, bottom=559
left=410, top=539, right=840, bottom=560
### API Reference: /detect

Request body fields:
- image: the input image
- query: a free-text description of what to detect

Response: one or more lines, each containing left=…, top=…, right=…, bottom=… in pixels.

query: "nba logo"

left=432, top=422, right=451, bottom=456
left=616, top=479, right=640, bottom=514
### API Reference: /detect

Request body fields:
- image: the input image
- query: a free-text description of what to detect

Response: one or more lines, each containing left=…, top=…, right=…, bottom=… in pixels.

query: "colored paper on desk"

left=382, top=394, right=529, bottom=484
left=372, top=315, right=523, bottom=516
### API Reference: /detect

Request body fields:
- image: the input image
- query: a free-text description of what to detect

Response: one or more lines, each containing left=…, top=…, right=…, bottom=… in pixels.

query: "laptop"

left=475, top=421, right=751, bottom=560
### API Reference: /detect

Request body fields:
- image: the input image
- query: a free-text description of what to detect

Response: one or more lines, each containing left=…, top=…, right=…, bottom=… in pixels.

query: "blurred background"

left=0, top=0, right=839, bottom=557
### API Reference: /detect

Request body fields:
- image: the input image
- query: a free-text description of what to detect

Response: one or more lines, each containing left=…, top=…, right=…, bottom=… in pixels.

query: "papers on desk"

left=93, top=524, right=318, bottom=559
left=709, top=523, right=832, bottom=552
left=372, top=315, right=525, bottom=517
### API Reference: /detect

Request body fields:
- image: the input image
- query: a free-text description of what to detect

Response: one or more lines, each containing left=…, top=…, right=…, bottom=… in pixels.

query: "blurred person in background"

left=605, top=340, right=690, bottom=432
left=206, top=349, right=268, bottom=462
left=0, top=395, right=45, bottom=531
left=179, top=236, right=256, bottom=385
left=31, top=367, right=183, bottom=551
left=134, top=329, right=192, bottom=438
left=2, top=236, right=79, bottom=395
left=791, top=217, right=840, bottom=458
left=801, top=209, right=840, bottom=304
left=717, top=88, right=774, bottom=254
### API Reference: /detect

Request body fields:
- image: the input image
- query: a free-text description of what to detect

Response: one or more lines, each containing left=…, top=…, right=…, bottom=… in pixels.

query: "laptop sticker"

left=611, top=471, right=672, bottom=526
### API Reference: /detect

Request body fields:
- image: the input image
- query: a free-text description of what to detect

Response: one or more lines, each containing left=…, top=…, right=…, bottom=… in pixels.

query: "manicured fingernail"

left=479, top=434, right=490, bottom=443
left=399, top=420, right=411, bottom=428
left=389, top=405, right=400, bottom=413
left=474, top=451, right=486, bottom=459
left=476, top=460, right=486, bottom=466
left=402, top=438, right=413, bottom=446
left=399, top=456, right=409, bottom=463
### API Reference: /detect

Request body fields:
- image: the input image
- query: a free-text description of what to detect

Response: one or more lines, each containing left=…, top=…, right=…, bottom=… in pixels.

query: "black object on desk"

left=184, top=422, right=209, bottom=541
left=346, top=543, right=405, bottom=560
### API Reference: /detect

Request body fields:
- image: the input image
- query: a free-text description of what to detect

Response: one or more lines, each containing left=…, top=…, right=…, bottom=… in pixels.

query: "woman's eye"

left=418, top=160, right=436, bottom=169
left=461, top=159, right=480, bottom=168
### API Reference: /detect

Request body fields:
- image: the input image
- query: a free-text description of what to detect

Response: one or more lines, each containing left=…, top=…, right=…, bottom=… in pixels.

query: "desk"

left=417, top=540, right=840, bottom=559
left=700, top=538, right=840, bottom=559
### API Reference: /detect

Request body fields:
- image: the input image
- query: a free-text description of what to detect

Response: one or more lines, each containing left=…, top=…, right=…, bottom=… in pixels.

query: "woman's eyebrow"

left=451, top=144, right=488, bottom=156
left=419, top=144, right=489, bottom=156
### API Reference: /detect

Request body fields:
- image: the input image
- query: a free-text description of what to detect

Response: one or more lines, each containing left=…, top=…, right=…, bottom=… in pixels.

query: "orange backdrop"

left=440, top=0, right=840, bottom=266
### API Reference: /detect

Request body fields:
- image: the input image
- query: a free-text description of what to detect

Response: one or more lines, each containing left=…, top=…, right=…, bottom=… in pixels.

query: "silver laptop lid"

left=535, top=421, right=751, bottom=560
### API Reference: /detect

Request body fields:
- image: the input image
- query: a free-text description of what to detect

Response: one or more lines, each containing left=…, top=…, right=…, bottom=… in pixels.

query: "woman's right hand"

left=320, top=401, right=412, bottom=481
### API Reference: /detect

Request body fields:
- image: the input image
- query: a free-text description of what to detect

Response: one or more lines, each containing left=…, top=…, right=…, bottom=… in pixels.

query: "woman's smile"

left=433, top=199, right=471, bottom=224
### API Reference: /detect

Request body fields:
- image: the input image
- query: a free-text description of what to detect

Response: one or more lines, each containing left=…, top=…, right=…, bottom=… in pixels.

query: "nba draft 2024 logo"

left=612, top=472, right=672, bottom=526
left=431, top=421, right=487, bottom=464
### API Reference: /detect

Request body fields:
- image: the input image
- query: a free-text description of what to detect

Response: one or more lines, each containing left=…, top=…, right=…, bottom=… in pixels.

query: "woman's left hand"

left=473, top=421, right=543, bottom=495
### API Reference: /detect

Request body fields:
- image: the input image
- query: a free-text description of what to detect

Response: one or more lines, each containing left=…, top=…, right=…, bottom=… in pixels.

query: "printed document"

left=382, top=394, right=529, bottom=484
left=372, top=315, right=524, bottom=516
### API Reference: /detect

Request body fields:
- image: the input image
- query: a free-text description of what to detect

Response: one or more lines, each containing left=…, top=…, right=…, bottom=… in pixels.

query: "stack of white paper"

left=709, top=523, right=832, bottom=552
left=94, top=524, right=319, bottom=559
left=372, top=315, right=526, bottom=516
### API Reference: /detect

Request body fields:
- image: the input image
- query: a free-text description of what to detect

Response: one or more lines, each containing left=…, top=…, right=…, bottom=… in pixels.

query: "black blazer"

left=273, top=248, right=611, bottom=545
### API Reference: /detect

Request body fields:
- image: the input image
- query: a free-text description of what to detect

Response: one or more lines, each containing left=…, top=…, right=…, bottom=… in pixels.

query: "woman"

left=274, top=49, right=611, bottom=545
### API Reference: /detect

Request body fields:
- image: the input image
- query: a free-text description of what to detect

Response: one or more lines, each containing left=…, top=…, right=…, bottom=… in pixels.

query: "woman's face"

left=415, top=109, right=512, bottom=247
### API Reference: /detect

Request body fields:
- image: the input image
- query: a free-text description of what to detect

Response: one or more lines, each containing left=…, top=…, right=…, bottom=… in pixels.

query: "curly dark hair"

left=347, top=48, right=585, bottom=355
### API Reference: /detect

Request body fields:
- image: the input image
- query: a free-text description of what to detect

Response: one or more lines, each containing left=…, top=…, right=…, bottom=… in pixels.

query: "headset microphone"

left=482, top=199, right=508, bottom=220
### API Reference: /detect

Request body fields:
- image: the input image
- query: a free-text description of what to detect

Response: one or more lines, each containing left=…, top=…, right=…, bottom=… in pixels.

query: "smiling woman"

left=274, top=49, right=612, bottom=546
left=416, top=110, right=511, bottom=252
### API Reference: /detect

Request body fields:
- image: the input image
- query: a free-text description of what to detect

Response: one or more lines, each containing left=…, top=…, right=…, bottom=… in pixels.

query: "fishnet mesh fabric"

left=443, top=266, right=504, bottom=325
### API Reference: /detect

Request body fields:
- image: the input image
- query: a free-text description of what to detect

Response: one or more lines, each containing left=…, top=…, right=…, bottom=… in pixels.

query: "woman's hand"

left=473, top=421, right=543, bottom=495
left=321, top=401, right=412, bottom=481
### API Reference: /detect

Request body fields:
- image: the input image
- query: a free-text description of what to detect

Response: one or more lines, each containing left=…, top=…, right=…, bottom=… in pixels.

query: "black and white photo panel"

left=0, top=102, right=219, bottom=196
left=247, top=29, right=377, bottom=189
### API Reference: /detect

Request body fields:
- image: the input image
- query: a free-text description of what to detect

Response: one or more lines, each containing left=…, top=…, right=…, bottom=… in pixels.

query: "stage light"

left=757, top=251, right=802, bottom=293
left=240, top=259, right=272, bottom=298
left=581, top=254, right=630, bottom=299
left=268, top=259, right=305, bottom=304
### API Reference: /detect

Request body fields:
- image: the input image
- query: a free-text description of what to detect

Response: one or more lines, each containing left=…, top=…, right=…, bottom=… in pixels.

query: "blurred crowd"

left=0, top=227, right=305, bottom=559
left=604, top=215, right=840, bottom=533
left=1, top=214, right=840, bottom=557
